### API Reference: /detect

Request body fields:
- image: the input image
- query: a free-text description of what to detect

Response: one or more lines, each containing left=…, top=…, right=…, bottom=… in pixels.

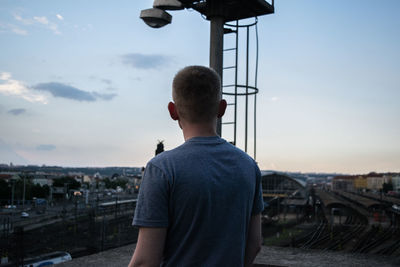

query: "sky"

left=0, top=0, right=399, bottom=174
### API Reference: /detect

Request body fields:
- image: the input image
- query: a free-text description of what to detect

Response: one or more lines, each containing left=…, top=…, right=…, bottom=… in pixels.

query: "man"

left=129, top=66, right=263, bottom=267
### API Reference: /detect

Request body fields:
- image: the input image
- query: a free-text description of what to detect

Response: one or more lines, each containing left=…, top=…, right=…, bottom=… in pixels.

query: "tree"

left=53, top=177, right=81, bottom=190
left=0, top=179, right=11, bottom=204
left=104, top=177, right=127, bottom=189
left=382, top=182, right=393, bottom=193
left=104, top=178, right=114, bottom=189
left=31, top=184, right=49, bottom=198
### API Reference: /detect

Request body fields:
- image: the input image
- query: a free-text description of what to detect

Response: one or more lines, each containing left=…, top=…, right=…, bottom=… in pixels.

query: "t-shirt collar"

left=186, top=135, right=224, bottom=144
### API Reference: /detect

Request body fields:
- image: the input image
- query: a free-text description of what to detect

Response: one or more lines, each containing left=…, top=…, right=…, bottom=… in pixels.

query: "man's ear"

left=217, top=99, right=227, bottom=118
left=168, top=102, right=179, bottom=121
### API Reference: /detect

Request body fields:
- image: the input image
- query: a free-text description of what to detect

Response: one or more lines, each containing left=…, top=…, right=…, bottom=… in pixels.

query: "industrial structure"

left=140, top=0, right=275, bottom=158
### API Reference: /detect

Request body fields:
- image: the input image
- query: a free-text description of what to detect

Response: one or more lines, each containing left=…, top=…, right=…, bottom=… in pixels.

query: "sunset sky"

left=1, top=0, right=399, bottom=174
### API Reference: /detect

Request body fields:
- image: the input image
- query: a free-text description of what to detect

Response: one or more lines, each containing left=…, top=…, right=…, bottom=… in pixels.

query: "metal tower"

left=140, top=1, right=275, bottom=158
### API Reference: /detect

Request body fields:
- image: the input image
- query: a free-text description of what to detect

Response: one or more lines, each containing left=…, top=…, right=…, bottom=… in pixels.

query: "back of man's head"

left=172, top=65, right=221, bottom=123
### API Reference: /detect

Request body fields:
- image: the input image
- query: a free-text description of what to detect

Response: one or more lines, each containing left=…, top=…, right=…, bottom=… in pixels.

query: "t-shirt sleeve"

left=251, top=164, right=264, bottom=215
left=132, top=162, right=169, bottom=227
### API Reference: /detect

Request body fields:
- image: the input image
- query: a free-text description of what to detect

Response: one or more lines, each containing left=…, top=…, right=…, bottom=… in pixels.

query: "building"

left=354, top=176, right=368, bottom=191
left=391, top=175, right=400, bottom=192
left=261, top=172, right=307, bottom=198
left=0, top=173, right=21, bottom=182
left=366, top=173, right=385, bottom=191
left=83, top=175, right=92, bottom=183
left=32, top=174, right=52, bottom=187
left=332, top=176, right=354, bottom=191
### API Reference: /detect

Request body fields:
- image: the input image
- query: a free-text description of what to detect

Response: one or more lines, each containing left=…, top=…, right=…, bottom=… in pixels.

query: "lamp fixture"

left=153, top=0, right=184, bottom=10
left=140, top=8, right=172, bottom=28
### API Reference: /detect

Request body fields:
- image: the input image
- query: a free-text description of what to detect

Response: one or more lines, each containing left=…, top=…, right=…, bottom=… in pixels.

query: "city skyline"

left=1, top=0, right=399, bottom=174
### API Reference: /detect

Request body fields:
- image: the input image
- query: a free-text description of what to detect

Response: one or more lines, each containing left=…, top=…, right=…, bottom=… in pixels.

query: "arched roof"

left=336, top=190, right=384, bottom=210
left=261, top=172, right=307, bottom=198
left=316, top=189, right=347, bottom=209
left=261, top=171, right=307, bottom=188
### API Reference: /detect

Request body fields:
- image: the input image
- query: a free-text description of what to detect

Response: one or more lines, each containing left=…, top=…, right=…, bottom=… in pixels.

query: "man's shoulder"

left=220, top=140, right=258, bottom=166
left=146, top=143, right=187, bottom=171
left=147, top=136, right=258, bottom=171
left=148, top=143, right=186, bottom=163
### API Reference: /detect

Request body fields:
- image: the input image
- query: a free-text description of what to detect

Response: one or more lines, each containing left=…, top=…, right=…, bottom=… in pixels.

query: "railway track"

left=275, top=189, right=400, bottom=255
left=323, top=220, right=366, bottom=251
left=299, top=221, right=327, bottom=249
left=351, top=226, right=379, bottom=252
left=354, top=226, right=395, bottom=254
left=295, top=191, right=370, bottom=252
left=376, top=228, right=400, bottom=256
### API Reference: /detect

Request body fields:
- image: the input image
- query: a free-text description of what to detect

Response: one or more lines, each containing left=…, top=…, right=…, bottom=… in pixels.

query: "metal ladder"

left=221, top=19, right=259, bottom=159
left=222, top=21, right=239, bottom=146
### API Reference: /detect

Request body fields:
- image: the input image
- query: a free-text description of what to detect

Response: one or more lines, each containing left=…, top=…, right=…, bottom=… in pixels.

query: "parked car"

left=22, top=251, right=72, bottom=267
left=21, top=212, right=30, bottom=218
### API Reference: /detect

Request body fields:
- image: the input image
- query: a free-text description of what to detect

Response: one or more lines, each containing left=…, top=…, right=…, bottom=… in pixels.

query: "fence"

left=0, top=201, right=138, bottom=266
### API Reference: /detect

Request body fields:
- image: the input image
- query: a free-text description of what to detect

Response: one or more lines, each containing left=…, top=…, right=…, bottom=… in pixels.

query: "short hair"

left=172, top=65, right=221, bottom=123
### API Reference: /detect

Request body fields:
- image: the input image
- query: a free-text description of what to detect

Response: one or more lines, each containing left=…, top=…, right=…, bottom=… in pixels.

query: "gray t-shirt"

left=133, top=136, right=263, bottom=267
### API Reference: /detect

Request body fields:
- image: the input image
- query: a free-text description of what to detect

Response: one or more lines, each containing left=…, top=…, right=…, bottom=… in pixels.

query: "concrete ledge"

left=58, top=244, right=400, bottom=267
left=255, top=246, right=399, bottom=267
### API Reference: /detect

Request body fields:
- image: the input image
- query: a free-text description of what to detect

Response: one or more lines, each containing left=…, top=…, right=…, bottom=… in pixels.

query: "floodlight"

left=177, top=0, right=197, bottom=4
left=153, top=0, right=184, bottom=10
left=140, top=8, right=172, bottom=28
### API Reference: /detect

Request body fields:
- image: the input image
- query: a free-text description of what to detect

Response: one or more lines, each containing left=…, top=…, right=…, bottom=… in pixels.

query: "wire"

left=254, top=17, right=259, bottom=160
left=255, top=18, right=259, bottom=89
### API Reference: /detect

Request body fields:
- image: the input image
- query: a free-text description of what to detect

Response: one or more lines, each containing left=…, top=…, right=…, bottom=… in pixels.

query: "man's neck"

left=181, top=121, right=218, bottom=141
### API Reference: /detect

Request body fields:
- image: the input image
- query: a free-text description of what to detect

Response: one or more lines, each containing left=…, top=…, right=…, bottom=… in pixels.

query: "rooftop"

left=58, top=244, right=400, bottom=267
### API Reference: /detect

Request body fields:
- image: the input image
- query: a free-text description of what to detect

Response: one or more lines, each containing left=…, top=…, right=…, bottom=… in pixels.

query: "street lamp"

left=140, top=0, right=184, bottom=28
left=139, top=0, right=274, bottom=136
left=153, top=0, right=184, bottom=10
left=140, top=8, right=172, bottom=28
left=9, top=179, right=16, bottom=207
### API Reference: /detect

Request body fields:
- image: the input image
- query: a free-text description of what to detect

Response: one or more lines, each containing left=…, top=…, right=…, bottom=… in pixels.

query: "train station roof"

left=316, top=189, right=346, bottom=209
left=261, top=171, right=307, bottom=189
left=337, top=190, right=384, bottom=210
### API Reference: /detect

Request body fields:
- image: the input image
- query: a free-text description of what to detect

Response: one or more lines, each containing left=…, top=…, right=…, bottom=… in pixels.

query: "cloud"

left=72, top=23, right=93, bottom=32
left=33, top=82, right=117, bottom=102
left=101, top=79, right=112, bottom=85
left=0, top=23, right=28, bottom=35
left=121, top=53, right=171, bottom=69
left=56, top=14, right=64, bottom=21
left=100, top=79, right=117, bottom=91
left=1, top=72, right=11, bottom=80
left=89, top=76, right=117, bottom=91
left=13, top=14, right=33, bottom=25
left=0, top=74, right=116, bottom=103
left=36, top=144, right=56, bottom=151
left=12, top=14, right=60, bottom=35
left=0, top=138, right=29, bottom=164
left=34, top=16, right=49, bottom=25
left=11, top=26, right=27, bottom=35
left=271, top=96, right=279, bottom=102
left=47, top=23, right=60, bottom=35
left=8, top=108, right=27, bottom=116
left=34, top=82, right=96, bottom=101
left=93, top=92, right=117, bottom=100
left=33, top=16, right=60, bottom=35
left=0, top=72, right=48, bottom=104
